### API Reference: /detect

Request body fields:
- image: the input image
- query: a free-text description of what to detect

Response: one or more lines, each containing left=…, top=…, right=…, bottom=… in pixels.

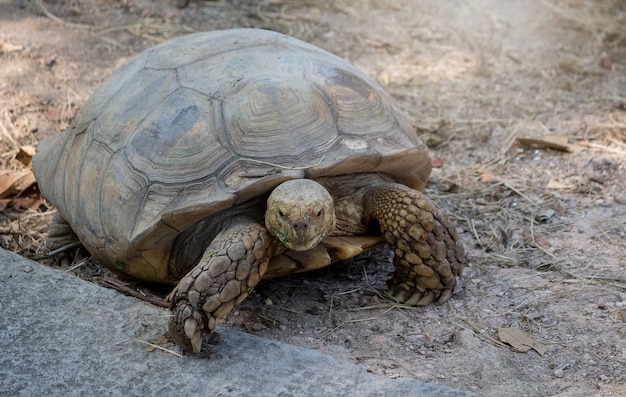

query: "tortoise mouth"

left=281, top=232, right=325, bottom=251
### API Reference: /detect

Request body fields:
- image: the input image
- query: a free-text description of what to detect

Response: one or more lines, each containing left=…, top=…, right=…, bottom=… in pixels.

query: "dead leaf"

left=0, top=169, right=43, bottom=211
left=516, top=133, right=582, bottom=153
left=0, top=39, right=23, bottom=53
left=146, top=335, right=170, bottom=352
left=546, top=179, right=575, bottom=190
left=0, top=170, right=35, bottom=198
left=15, top=146, right=36, bottom=168
left=155, top=335, right=169, bottom=345
left=498, top=327, right=547, bottom=356
left=431, top=157, right=444, bottom=168
left=420, top=132, right=444, bottom=148
left=478, top=167, right=497, bottom=183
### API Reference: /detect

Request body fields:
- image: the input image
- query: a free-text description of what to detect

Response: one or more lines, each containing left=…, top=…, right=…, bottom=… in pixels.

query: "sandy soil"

left=1, top=0, right=625, bottom=396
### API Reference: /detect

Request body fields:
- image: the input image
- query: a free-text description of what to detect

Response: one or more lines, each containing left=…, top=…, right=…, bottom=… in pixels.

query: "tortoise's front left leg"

left=167, top=216, right=274, bottom=353
left=364, top=183, right=465, bottom=306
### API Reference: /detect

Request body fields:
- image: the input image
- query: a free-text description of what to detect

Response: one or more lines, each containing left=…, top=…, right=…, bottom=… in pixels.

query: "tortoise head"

left=265, top=179, right=336, bottom=251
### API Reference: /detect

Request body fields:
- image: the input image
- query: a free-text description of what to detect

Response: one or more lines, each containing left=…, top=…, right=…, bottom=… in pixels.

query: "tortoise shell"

left=33, top=29, right=432, bottom=282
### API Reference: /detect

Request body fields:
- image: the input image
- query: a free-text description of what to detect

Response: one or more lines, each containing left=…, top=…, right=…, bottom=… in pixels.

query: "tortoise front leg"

left=364, top=183, right=465, bottom=306
left=167, top=216, right=274, bottom=353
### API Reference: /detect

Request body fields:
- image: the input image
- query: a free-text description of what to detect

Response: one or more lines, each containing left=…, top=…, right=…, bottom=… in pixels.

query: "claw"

left=436, top=289, right=452, bottom=305
left=392, top=288, right=411, bottom=303
left=184, top=318, right=204, bottom=353
left=404, top=291, right=424, bottom=306
left=416, top=291, right=435, bottom=306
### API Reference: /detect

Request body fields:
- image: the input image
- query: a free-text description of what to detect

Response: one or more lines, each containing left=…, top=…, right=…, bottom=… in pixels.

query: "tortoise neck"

left=168, top=200, right=265, bottom=279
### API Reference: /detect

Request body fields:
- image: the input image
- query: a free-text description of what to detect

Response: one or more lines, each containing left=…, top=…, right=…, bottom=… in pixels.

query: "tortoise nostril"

left=293, top=221, right=308, bottom=230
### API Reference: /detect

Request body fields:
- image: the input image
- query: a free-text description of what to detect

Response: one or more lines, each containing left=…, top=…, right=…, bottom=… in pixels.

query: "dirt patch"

left=1, top=0, right=625, bottom=395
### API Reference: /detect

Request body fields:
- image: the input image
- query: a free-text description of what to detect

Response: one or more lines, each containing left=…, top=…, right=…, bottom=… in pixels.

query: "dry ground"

left=1, top=0, right=625, bottom=396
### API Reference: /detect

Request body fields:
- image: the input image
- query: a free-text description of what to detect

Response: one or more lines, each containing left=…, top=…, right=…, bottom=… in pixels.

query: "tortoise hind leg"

left=167, top=216, right=274, bottom=353
left=363, top=183, right=465, bottom=306
left=46, top=212, right=80, bottom=250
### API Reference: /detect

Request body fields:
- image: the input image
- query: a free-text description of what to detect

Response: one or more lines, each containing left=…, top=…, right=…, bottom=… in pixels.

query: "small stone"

left=553, top=368, right=564, bottom=378
left=250, top=322, right=267, bottom=331
left=264, top=298, right=273, bottom=306
left=599, top=375, right=610, bottom=382
left=23, top=265, right=32, bottom=273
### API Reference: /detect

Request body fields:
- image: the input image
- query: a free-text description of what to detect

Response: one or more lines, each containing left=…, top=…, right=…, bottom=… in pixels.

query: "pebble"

left=600, top=375, right=610, bottom=382
left=553, top=368, right=564, bottom=378
left=250, top=322, right=267, bottom=330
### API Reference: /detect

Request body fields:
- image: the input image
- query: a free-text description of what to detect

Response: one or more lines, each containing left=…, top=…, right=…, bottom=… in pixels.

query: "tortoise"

left=33, top=28, right=465, bottom=353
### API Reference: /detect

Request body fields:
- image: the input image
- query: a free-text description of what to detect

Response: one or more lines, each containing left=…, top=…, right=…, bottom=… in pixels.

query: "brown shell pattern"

left=33, top=29, right=431, bottom=274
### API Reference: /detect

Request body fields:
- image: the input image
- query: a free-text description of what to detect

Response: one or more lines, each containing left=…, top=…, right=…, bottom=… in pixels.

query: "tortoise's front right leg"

left=167, top=216, right=274, bottom=353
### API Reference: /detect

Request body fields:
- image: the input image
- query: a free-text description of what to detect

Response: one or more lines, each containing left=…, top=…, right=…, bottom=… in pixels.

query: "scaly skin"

left=46, top=213, right=80, bottom=250
left=167, top=178, right=465, bottom=353
left=167, top=216, right=274, bottom=353
left=364, top=183, right=465, bottom=305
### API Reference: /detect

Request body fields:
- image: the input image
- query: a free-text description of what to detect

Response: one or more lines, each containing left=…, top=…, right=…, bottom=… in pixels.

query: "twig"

left=529, top=214, right=557, bottom=259
left=130, top=338, right=185, bottom=358
left=0, top=120, right=18, bottom=148
left=35, top=0, right=92, bottom=30
left=449, top=305, right=513, bottom=350
left=578, top=141, right=625, bottom=155
left=100, top=277, right=169, bottom=308
left=65, top=257, right=90, bottom=273
left=466, top=217, right=485, bottom=251
left=31, top=241, right=83, bottom=260
left=353, top=355, right=419, bottom=378
left=503, top=181, right=539, bottom=207
left=489, top=297, right=537, bottom=317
